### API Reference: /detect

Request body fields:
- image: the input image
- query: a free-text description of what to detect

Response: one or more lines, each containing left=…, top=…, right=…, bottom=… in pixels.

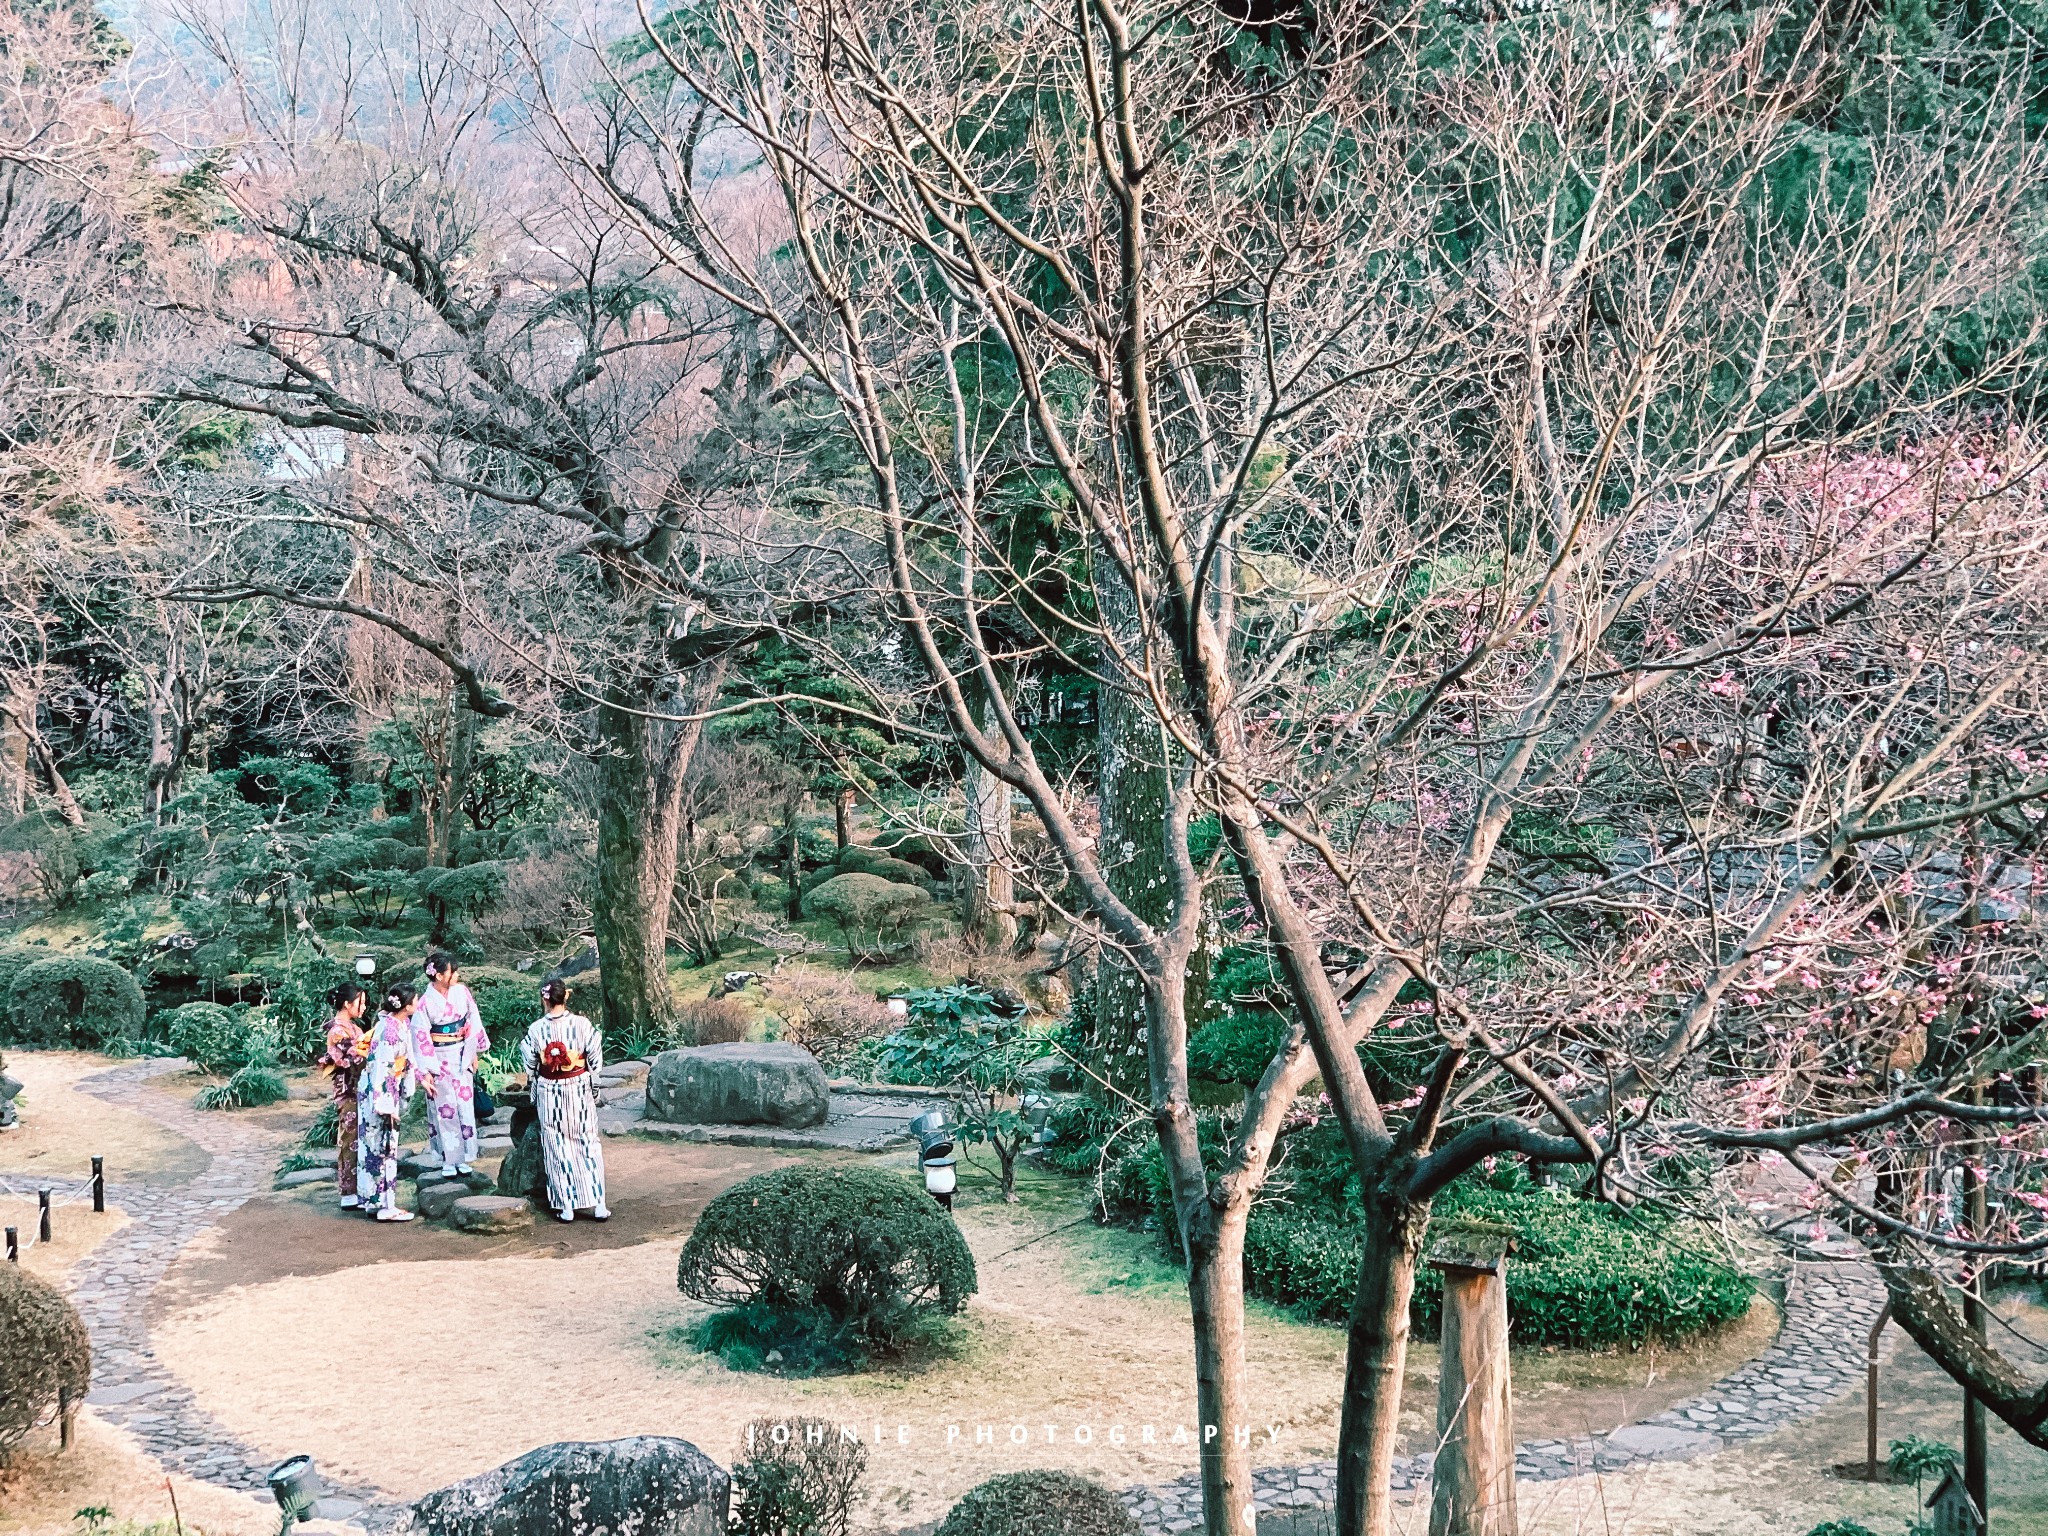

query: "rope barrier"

left=2, top=1156, right=108, bottom=1263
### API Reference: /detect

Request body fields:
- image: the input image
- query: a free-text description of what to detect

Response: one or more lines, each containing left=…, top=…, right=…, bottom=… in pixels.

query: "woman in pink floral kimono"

left=413, top=953, right=490, bottom=1176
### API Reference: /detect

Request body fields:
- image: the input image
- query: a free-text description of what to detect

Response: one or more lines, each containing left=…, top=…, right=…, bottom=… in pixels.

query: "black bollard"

left=5, top=1226, right=15, bottom=1262
left=91, top=1156, right=104, bottom=1213
left=38, top=1188, right=51, bottom=1243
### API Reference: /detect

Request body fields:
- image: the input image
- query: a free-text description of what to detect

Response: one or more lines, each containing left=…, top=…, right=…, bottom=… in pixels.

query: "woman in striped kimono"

left=358, top=984, right=422, bottom=1222
left=520, top=980, right=609, bottom=1222
left=413, top=953, right=490, bottom=1176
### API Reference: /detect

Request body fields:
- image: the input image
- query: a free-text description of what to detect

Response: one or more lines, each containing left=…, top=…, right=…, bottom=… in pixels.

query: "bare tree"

left=149, top=0, right=797, bottom=1033
left=545, top=1, right=2048, bottom=1532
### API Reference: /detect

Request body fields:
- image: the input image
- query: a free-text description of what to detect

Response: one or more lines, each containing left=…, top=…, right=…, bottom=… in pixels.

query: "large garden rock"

left=646, top=1042, right=829, bottom=1129
left=495, top=1117, right=550, bottom=1207
left=449, top=1195, right=533, bottom=1233
left=396, top=1436, right=729, bottom=1536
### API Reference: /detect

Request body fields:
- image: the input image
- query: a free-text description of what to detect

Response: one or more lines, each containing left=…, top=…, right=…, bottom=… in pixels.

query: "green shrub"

left=934, top=1473, right=1138, bottom=1536
left=463, top=965, right=542, bottom=1044
left=1411, top=1183, right=1754, bottom=1347
left=4, top=956, right=145, bottom=1047
left=730, top=1417, right=868, bottom=1536
left=194, top=1062, right=289, bottom=1111
left=1803, top=1525, right=1880, bottom=1536
left=800, top=873, right=931, bottom=962
left=1187, top=1011, right=1287, bottom=1087
left=835, top=846, right=932, bottom=888
left=0, top=1263, right=91, bottom=1459
left=0, top=946, right=45, bottom=1006
left=164, top=1002, right=246, bottom=1074
left=678, top=1165, right=976, bottom=1370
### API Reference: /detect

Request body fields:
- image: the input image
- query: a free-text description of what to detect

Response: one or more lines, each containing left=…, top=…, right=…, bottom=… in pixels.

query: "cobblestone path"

left=1121, top=1254, right=1891, bottom=1533
left=1, top=1059, right=290, bottom=1497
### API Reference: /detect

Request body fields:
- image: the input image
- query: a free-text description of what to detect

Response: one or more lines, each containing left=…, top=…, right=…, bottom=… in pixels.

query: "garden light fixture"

left=910, top=1108, right=955, bottom=1160
left=921, top=1154, right=957, bottom=1211
left=353, top=953, right=377, bottom=978
left=267, top=1454, right=324, bottom=1530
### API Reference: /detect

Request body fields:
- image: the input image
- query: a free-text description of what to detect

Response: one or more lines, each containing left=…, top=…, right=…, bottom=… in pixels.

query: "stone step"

left=449, top=1195, right=532, bottom=1234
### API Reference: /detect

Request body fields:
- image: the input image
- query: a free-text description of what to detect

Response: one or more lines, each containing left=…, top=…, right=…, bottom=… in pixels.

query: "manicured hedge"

left=3, top=956, right=145, bottom=1047
left=1239, top=1186, right=1753, bottom=1349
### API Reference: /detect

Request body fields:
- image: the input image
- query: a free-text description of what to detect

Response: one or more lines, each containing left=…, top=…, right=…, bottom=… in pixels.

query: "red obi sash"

left=536, top=1040, right=586, bottom=1081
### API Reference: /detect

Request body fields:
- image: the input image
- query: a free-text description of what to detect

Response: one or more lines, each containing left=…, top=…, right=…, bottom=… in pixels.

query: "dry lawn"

left=0, top=1054, right=208, bottom=1188
left=145, top=1170, right=1779, bottom=1529
left=0, top=1195, right=127, bottom=1280
left=0, top=1413, right=274, bottom=1536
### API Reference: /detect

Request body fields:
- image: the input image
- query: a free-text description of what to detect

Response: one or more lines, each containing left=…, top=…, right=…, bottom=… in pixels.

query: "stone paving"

left=0, top=1058, right=310, bottom=1501
left=1119, top=1249, right=1891, bottom=1533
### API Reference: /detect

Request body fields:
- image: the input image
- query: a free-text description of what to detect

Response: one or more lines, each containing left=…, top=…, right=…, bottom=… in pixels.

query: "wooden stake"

left=38, top=1187, right=50, bottom=1242
left=1428, top=1226, right=1519, bottom=1536
left=1867, top=1299, right=1892, bottom=1481
left=92, top=1156, right=104, bottom=1213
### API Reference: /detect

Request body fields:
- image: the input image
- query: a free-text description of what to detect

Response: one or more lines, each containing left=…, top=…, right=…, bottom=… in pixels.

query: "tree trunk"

left=591, top=659, right=725, bottom=1040
left=834, top=786, right=853, bottom=850
left=1430, top=1264, right=1517, bottom=1536
left=1338, top=1190, right=1427, bottom=1536
left=964, top=687, right=1018, bottom=950
left=0, top=678, right=31, bottom=820
left=1185, top=1193, right=1256, bottom=1536
left=595, top=697, right=681, bottom=1039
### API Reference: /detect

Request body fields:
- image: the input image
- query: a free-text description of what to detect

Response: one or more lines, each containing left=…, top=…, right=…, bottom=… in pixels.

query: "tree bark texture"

left=1339, top=1192, right=1428, bottom=1536
left=963, top=687, right=1018, bottom=950
left=591, top=660, right=726, bottom=1040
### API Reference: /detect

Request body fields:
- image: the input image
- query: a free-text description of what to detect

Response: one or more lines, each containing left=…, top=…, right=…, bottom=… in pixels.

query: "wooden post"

left=38, top=1187, right=51, bottom=1242
left=1428, top=1224, right=1519, bottom=1536
left=4, top=1226, right=15, bottom=1262
left=92, top=1156, right=104, bottom=1213
left=1867, top=1300, right=1892, bottom=1481
left=59, top=1387, right=76, bottom=1450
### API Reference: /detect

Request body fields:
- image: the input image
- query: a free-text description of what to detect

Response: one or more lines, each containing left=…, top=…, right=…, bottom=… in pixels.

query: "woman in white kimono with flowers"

left=520, top=980, right=609, bottom=1222
left=414, top=953, right=490, bottom=1176
left=358, top=983, right=422, bottom=1222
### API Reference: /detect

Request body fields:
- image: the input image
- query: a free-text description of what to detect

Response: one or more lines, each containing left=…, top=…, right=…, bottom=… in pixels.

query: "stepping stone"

left=449, top=1195, right=532, bottom=1233
left=415, top=1180, right=471, bottom=1219
left=274, top=1168, right=332, bottom=1190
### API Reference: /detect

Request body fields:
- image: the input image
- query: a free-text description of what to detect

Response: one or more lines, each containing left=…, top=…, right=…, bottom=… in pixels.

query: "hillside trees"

left=559, top=0, right=2048, bottom=1531
left=151, top=0, right=802, bottom=1034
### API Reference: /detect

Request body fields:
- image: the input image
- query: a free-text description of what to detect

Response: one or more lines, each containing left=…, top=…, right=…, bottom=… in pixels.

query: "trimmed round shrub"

left=165, top=1001, right=245, bottom=1073
left=935, top=1474, right=1138, bottom=1536
left=4, top=956, right=145, bottom=1047
left=678, top=1165, right=975, bottom=1368
left=835, top=847, right=933, bottom=889
left=0, top=1263, right=92, bottom=1459
left=801, top=873, right=931, bottom=962
left=0, top=946, right=47, bottom=1007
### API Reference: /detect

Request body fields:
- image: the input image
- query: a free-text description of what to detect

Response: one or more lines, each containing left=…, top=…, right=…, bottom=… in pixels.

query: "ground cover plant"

left=677, top=1165, right=977, bottom=1372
